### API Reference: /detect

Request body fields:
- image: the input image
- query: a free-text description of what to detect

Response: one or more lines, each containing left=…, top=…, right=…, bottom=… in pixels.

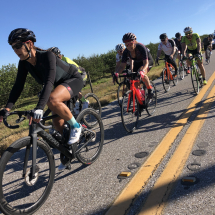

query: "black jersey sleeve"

left=35, top=51, right=56, bottom=110
left=5, top=61, right=28, bottom=109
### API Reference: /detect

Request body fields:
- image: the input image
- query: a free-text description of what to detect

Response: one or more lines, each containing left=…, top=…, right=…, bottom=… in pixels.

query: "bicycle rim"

left=145, top=81, right=157, bottom=116
left=191, top=67, right=199, bottom=94
left=121, top=91, right=139, bottom=133
left=76, top=108, right=104, bottom=165
left=162, top=68, right=170, bottom=92
left=117, top=81, right=129, bottom=107
left=0, top=137, right=55, bottom=215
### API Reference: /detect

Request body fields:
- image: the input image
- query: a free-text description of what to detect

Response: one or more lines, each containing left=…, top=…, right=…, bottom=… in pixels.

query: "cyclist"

left=115, top=32, right=154, bottom=98
left=156, top=33, right=178, bottom=77
left=174, top=32, right=190, bottom=74
left=181, top=27, right=207, bottom=85
left=202, top=34, right=213, bottom=62
left=114, top=43, right=131, bottom=84
left=0, top=28, right=84, bottom=170
left=48, top=47, right=89, bottom=111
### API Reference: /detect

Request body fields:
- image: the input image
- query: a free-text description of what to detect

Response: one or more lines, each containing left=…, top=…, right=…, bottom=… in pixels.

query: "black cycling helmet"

left=175, top=32, right=181, bottom=39
left=8, top=28, right=36, bottom=45
left=208, top=34, right=213, bottom=38
left=49, top=47, right=61, bottom=56
left=122, top=32, right=137, bottom=43
left=160, top=33, right=167, bottom=40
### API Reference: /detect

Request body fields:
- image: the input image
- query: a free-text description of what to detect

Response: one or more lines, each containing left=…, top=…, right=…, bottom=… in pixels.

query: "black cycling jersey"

left=122, top=43, right=153, bottom=63
left=174, top=37, right=183, bottom=52
left=6, top=50, right=81, bottom=110
left=203, top=37, right=212, bottom=46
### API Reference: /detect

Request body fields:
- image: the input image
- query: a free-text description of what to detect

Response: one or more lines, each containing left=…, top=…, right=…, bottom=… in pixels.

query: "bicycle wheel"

left=0, top=137, right=55, bottom=215
left=117, top=81, right=129, bottom=107
left=162, top=68, right=170, bottom=92
left=76, top=108, right=104, bottom=165
left=121, top=90, right=139, bottom=133
left=82, top=93, right=102, bottom=128
left=84, top=93, right=101, bottom=117
left=172, top=70, right=178, bottom=86
left=178, top=61, right=185, bottom=80
left=145, top=81, right=157, bottom=116
left=191, top=66, right=199, bottom=95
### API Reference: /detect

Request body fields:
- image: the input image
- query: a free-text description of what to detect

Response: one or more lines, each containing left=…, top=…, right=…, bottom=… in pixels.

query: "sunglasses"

left=11, top=40, right=30, bottom=50
left=125, top=41, right=134, bottom=47
left=12, top=43, right=23, bottom=50
left=161, top=39, right=166, bottom=42
left=185, top=33, right=192, bottom=36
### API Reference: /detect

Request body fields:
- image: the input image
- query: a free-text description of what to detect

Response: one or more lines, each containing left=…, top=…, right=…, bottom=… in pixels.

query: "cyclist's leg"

left=165, top=52, right=178, bottom=76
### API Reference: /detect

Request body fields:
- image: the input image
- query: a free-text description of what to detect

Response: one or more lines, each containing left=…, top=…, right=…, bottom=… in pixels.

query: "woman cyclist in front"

left=115, top=32, right=154, bottom=98
left=0, top=28, right=83, bottom=170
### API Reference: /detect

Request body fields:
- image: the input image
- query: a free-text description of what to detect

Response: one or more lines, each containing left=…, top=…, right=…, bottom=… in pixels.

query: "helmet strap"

left=23, top=43, right=32, bottom=61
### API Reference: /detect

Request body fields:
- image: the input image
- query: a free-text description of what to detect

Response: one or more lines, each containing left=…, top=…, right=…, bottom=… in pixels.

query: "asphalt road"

left=1, top=53, right=215, bottom=215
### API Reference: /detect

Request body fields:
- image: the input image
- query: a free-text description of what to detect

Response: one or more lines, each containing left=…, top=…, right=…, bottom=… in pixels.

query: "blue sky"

left=1, top=0, right=215, bottom=68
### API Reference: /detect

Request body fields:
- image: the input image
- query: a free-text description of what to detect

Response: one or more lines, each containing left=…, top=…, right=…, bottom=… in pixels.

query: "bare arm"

left=156, top=50, right=162, bottom=59
left=138, top=59, right=149, bottom=72
left=196, top=38, right=201, bottom=53
left=181, top=42, right=187, bottom=56
left=130, top=59, right=133, bottom=72
left=115, top=61, right=121, bottom=71
left=116, top=62, right=127, bottom=74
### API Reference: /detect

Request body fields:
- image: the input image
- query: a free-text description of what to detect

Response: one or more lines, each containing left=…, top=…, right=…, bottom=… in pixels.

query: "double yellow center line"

left=106, top=72, right=215, bottom=215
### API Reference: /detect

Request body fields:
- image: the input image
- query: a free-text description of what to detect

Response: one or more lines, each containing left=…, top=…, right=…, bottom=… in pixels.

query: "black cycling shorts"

left=60, top=72, right=83, bottom=98
left=133, top=59, right=153, bottom=72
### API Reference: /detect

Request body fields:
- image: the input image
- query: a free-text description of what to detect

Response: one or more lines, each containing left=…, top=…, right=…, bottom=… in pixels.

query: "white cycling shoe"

left=58, top=163, right=67, bottom=171
left=68, top=124, right=82, bottom=145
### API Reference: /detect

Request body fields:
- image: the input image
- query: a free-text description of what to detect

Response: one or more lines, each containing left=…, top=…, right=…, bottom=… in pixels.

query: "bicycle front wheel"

left=0, top=137, right=55, bottom=215
left=178, top=61, right=185, bottom=80
left=121, top=91, right=139, bottom=133
left=76, top=108, right=104, bottom=165
left=145, top=81, right=157, bottom=116
left=191, top=67, right=199, bottom=95
left=162, top=68, right=170, bottom=92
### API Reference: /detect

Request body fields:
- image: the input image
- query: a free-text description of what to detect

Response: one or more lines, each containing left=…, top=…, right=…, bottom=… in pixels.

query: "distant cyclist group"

left=0, top=26, right=213, bottom=170
left=114, top=27, right=213, bottom=88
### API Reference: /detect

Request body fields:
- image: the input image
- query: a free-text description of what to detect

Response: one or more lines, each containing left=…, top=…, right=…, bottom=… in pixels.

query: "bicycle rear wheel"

left=162, top=68, right=170, bottom=92
left=76, top=108, right=104, bottom=165
left=117, top=80, right=129, bottom=107
left=145, top=81, right=157, bottom=116
left=178, top=61, right=185, bottom=80
left=121, top=91, right=139, bottom=133
left=191, top=67, right=199, bottom=95
left=0, top=137, right=55, bottom=215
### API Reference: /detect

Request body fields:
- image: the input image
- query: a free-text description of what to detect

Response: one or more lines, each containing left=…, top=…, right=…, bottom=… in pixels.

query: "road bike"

left=159, top=58, right=178, bottom=92
left=116, top=71, right=157, bottom=133
left=0, top=103, right=104, bottom=214
left=188, top=55, right=203, bottom=95
left=178, top=51, right=188, bottom=80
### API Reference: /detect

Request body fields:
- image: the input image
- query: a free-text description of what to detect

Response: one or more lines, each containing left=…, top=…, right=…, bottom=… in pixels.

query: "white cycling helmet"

left=115, top=43, right=125, bottom=51
left=184, top=27, right=193, bottom=33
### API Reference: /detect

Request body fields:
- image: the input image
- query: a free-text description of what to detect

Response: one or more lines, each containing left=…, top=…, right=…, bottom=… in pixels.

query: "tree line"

left=0, top=33, right=209, bottom=107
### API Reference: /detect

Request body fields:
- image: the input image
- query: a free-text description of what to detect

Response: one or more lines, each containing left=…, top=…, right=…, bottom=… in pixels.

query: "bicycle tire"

left=0, top=137, right=55, bottom=215
left=162, top=68, right=170, bottom=92
left=75, top=108, right=104, bottom=165
left=117, top=81, right=129, bottom=107
left=145, top=81, right=157, bottom=116
left=82, top=93, right=102, bottom=128
left=172, top=70, right=178, bottom=86
left=121, top=90, right=139, bottom=133
left=178, top=61, right=185, bottom=80
left=191, top=66, right=199, bottom=95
